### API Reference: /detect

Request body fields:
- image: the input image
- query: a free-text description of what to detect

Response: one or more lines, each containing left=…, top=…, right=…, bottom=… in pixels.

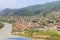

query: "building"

left=13, top=19, right=33, bottom=32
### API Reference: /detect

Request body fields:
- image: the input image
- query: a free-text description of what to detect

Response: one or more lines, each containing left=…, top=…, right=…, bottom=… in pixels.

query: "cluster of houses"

left=13, top=19, right=33, bottom=32
left=13, top=18, right=60, bottom=32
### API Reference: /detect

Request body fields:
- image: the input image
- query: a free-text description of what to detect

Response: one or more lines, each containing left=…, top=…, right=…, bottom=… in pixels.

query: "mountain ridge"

left=0, top=1, right=60, bottom=16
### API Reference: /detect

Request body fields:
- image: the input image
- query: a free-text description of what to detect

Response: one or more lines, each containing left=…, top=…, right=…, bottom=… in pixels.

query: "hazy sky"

left=0, top=0, right=59, bottom=9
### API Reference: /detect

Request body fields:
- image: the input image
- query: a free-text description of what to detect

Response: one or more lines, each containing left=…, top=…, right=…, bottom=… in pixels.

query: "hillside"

left=0, top=1, right=60, bottom=16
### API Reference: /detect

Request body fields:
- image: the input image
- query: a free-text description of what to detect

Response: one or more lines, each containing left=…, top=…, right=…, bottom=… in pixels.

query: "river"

left=0, top=22, right=33, bottom=40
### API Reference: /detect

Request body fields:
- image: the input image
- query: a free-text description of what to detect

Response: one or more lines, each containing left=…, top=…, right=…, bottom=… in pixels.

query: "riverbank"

left=12, top=30, right=60, bottom=40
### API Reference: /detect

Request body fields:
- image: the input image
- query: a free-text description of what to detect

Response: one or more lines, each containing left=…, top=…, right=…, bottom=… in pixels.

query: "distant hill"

left=0, top=1, right=60, bottom=16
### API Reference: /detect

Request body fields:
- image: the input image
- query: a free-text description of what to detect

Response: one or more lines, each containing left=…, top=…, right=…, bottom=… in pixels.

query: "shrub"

left=8, top=20, right=15, bottom=23
left=0, top=22, right=4, bottom=28
left=25, top=29, right=33, bottom=36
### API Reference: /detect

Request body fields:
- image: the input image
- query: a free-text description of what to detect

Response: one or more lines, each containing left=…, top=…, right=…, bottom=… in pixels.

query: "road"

left=0, top=22, right=20, bottom=40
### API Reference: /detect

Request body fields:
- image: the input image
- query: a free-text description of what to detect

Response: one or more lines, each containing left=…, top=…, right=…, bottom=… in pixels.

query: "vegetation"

left=8, top=20, right=15, bottom=23
left=15, top=30, right=60, bottom=40
left=0, top=22, right=4, bottom=28
left=0, top=1, right=60, bottom=16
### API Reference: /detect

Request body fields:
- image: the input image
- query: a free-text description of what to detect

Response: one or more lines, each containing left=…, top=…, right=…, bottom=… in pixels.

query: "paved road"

left=0, top=22, right=20, bottom=40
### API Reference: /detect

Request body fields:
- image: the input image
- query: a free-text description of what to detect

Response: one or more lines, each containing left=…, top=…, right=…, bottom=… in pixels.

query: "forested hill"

left=0, top=1, right=60, bottom=16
